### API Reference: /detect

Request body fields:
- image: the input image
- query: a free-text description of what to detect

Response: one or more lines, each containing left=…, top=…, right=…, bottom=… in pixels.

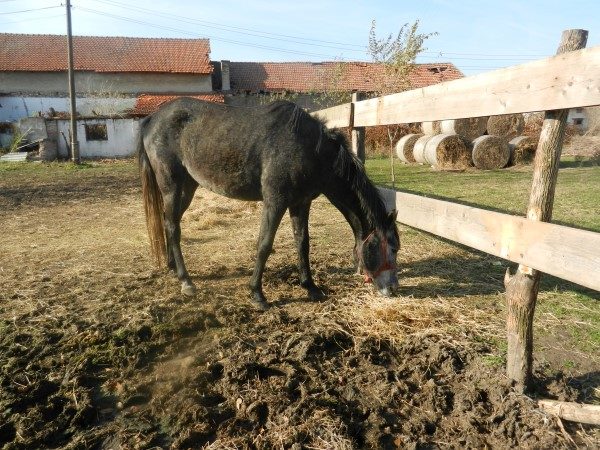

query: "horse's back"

left=143, top=98, right=328, bottom=201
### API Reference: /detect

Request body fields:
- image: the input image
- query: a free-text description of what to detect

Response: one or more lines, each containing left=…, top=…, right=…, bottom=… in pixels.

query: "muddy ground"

left=0, top=161, right=598, bottom=449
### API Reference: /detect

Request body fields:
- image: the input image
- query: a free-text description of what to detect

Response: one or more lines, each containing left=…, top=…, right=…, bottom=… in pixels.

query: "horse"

left=138, top=98, right=399, bottom=311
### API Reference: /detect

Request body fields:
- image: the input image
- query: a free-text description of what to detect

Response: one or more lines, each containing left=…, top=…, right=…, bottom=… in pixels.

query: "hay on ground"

left=424, top=133, right=471, bottom=170
left=412, top=135, right=434, bottom=164
left=421, top=121, right=441, bottom=135
left=509, top=135, right=537, bottom=165
left=487, top=114, right=525, bottom=140
left=396, top=133, right=423, bottom=163
left=440, top=117, right=488, bottom=141
left=472, top=135, right=511, bottom=170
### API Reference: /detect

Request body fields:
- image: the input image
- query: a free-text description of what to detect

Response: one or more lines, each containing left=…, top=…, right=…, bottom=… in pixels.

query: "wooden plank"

left=538, top=400, right=600, bottom=426
left=310, top=103, right=352, bottom=128
left=353, top=46, right=600, bottom=126
left=378, top=188, right=600, bottom=291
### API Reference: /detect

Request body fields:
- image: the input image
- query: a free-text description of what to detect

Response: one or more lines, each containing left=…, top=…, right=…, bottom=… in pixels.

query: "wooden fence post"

left=504, top=29, right=588, bottom=393
left=351, top=92, right=366, bottom=162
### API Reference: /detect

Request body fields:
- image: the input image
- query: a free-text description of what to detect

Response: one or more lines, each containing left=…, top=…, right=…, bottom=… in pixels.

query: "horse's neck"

left=325, top=178, right=378, bottom=239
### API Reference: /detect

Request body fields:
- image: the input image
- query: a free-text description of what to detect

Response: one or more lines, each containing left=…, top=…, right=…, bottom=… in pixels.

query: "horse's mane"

left=328, top=130, right=389, bottom=230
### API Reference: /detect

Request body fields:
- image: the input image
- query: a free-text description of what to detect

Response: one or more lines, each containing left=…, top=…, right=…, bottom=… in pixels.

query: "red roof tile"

left=132, top=94, right=224, bottom=116
left=228, top=61, right=463, bottom=93
left=0, top=33, right=212, bottom=74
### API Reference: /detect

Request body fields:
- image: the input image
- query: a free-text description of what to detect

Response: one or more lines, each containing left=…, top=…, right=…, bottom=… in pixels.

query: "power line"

left=88, top=0, right=368, bottom=51
left=0, top=13, right=65, bottom=25
left=0, top=5, right=62, bottom=15
left=85, top=0, right=368, bottom=54
left=85, top=0, right=547, bottom=61
left=76, top=6, right=354, bottom=60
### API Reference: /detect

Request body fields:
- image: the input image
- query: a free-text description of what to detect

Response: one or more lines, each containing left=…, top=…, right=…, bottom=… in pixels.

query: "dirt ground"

left=0, top=161, right=598, bottom=449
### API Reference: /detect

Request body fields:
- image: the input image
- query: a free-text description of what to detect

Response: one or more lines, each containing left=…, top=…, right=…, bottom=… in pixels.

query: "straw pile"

left=396, top=133, right=424, bottom=163
left=509, top=135, right=537, bottom=165
left=421, top=121, right=441, bottom=135
left=412, top=135, right=434, bottom=163
left=440, top=117, right=488, bottom=141
left=487, top=114, right=525, bottom=140
left=424, top=134, right=471, bottom=170
left=472, top=135, right=510, bottom=169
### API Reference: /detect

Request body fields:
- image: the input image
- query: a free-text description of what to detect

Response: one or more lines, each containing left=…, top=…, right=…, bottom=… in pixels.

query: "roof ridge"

left=0, top=32, right=209, bottom=42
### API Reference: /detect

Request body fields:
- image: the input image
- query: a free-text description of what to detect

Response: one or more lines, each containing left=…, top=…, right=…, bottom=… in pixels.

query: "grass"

left=366, top=157, right=600, bottom=231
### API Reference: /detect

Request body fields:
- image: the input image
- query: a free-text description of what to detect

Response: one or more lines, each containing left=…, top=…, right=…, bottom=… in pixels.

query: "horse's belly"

left=186, top=165, right=262, bottom=201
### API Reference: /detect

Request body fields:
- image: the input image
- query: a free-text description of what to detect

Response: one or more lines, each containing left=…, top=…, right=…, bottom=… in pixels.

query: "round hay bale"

left=509, top=135, right=537, bottom=165
left=487, top=114, right=525, bottom=140
left=421, top=121, right=441, bottom=135
left=440, top=117, right=488, bottom=141
left=472, top=135, right=511, bottom=170
left=412, top=135, right=434, bottom=164
left=395, top=133, right=424, bottom=163
left=424, top=133, right=470, bottom=170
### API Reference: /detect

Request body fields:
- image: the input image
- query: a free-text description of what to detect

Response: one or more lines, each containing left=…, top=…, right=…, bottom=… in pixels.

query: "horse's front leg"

left=289, top=201, right=325, bottom=301
left=248, top=201, right=286, bottom=310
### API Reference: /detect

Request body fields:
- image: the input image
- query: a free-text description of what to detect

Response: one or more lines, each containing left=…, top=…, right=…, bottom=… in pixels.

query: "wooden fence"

left=311, top=29, right=599, bottom=393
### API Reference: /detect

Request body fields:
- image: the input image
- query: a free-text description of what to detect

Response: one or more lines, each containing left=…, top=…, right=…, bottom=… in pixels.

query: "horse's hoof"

left=181, top=281, right=197, bottom=297
left=308, top=287, right=326, bottom=301
left=250, top=293, right=269, bottom=311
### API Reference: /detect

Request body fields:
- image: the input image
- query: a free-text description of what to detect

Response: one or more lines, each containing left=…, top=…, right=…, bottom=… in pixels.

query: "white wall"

left=0, top=71, right=213, bottom=96
left=0, top=96, right=137, bottom=122
left=56, top=118, right=140, bottom=158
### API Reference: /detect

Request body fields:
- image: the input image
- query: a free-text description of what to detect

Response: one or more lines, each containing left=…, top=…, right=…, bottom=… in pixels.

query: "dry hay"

left=412, top=135, right=434, bottom=164
left=472, top=135, right=511, bottom=170
left=395, top=133, right=423, bottom=163
left=423, top=133, right=471, bottom=170
left=420, top=121, right=441, bottom=135
left=323, top=293, right=502, bottom=348
left=440, top=117, right=488, bottom=141
left=487, top=114, right=525, bottom=141
left=509, top=135, right=538, bottom=165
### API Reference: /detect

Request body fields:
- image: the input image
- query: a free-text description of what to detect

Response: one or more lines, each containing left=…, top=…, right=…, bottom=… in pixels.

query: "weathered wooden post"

left=504, top=29, right=588, bottom=393
left=351, top=92, right=366, bottom=162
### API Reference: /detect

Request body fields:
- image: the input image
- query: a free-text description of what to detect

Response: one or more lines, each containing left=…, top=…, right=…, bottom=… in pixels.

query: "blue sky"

left=2, top=0, right=598, bottom=75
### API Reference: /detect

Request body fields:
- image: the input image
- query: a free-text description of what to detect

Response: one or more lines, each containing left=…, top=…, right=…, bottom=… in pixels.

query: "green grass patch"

left=365, top=158, right=600, bottom=231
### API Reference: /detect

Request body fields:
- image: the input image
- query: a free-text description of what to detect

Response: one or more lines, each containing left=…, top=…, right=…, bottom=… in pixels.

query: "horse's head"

left=359, top=210, right=400, bottom=296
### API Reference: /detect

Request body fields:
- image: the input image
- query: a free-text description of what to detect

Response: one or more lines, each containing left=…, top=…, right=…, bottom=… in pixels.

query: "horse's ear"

left=388, top=209, right=398, bottom=225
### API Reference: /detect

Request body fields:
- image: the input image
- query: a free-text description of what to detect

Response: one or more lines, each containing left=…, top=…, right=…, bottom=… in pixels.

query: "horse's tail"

left=138, top=119, right=166, bottom=267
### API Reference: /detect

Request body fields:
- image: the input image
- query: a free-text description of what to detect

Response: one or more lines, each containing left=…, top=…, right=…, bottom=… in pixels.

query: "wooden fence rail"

left=311, top=29, right=599, bottom=394
left=311, top=45, right=600, bottom=127
left=378, top=188, right=600, bottom=291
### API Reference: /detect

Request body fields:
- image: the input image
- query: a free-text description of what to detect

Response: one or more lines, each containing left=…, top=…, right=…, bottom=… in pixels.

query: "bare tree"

left=368, top=20, right=437, bottom=185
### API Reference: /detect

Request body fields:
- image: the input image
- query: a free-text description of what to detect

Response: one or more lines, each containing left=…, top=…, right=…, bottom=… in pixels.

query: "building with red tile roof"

left=0, top=34, right=214, bottom=99
left=0, top=33, right=218, bottom=122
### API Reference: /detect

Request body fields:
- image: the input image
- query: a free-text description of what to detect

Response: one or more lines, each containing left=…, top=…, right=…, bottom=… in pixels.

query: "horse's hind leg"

left=167, top=175, right=198, bottom=271
left=159, top=176, right=196, bottom=296
left=249, top=200, right=287, bottom=310
left=289, top=201, right=325, bottom=301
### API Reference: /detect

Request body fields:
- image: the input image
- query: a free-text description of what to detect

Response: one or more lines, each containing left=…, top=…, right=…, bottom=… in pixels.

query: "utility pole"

left=66, top=0, right=80, bottom=163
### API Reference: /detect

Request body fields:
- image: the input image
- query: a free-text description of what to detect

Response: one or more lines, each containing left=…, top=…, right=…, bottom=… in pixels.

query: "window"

left=84, top=124, right=108, bottom=141
left=573, top=118, right=583, bottom=125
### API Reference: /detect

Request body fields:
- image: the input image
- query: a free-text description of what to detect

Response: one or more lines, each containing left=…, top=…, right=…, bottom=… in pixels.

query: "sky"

left=2, top=0, right=599, bottom=75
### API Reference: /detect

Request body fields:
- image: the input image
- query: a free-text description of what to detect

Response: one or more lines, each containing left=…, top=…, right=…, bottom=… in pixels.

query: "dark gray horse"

left=138, top=98, right=399, bottom=310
